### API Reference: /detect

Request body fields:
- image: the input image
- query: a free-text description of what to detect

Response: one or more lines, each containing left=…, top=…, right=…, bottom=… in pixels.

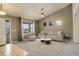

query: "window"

left=29, top=23, right=33, bottom=32
left=23, top=23, right=33, bottom=33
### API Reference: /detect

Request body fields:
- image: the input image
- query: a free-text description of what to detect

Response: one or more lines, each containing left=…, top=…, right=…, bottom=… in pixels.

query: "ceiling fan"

left=41, top=8, right=45, bottom=17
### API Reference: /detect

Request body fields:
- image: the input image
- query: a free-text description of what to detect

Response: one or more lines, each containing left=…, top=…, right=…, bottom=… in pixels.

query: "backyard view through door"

left=5, top=20, right=11, bottom=44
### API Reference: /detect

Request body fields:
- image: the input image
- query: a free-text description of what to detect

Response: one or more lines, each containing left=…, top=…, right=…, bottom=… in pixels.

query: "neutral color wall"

left=37, top=4, right=72, bottom=36
left=11, top=17, right=21, bottom=41
left=0, top=18, right=6, bottom=45
left=0, top=15, right=21, bottom=42
left=35, top=21, right=39, bottom=36
left=73, top=15, right=79, bottom=43
left=72, top=4, right=79, bottom=43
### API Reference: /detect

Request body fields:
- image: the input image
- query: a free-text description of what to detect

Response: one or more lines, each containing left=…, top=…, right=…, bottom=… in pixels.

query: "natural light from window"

left=23, top=23, right=33, bottom=33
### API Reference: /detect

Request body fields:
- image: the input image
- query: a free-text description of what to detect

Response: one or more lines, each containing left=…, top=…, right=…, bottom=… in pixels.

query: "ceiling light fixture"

left=41, top=8, right=44, bottom=17
left=0, top=4, right=6, bottom=15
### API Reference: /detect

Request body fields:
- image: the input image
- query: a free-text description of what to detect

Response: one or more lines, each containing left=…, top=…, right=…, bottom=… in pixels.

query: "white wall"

left=73, top=15, right=79, bottom=43
left=73, top=4, right=79, bottom=43
left=0, top=18, right=6, bottom=45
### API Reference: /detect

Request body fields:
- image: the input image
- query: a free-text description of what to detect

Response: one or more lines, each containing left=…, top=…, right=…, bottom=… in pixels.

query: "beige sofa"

left=38, top=31, right=64, bottom=42
left=23, top=32, right=36, bottom=41
left=28, top=33, right=36, bottom=41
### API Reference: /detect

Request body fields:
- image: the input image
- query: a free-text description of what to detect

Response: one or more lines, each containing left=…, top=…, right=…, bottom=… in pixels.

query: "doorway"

left=5, top=19, right=11, bottom=44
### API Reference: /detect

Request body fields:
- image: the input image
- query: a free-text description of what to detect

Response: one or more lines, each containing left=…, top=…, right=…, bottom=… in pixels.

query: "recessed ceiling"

left=2, top=3, right=70, bottom=20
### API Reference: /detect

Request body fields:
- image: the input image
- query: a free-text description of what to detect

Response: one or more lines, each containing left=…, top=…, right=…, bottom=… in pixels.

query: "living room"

left=21, top=4, right=72, bottom=42
left=17, top=3, right=73, bottom=56
left=0, top=3, right=79, bottom=56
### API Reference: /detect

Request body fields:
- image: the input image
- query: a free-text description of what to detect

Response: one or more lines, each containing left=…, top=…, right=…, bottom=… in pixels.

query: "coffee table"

left=40, top=38, right=51, bottom=44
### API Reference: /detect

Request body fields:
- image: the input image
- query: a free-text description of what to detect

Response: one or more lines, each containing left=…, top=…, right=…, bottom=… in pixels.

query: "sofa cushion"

left=54, top=31, right=62, bottom=36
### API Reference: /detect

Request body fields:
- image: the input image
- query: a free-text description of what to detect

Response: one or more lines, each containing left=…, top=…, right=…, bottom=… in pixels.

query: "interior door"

left=0, top=18, right=6, bottom=45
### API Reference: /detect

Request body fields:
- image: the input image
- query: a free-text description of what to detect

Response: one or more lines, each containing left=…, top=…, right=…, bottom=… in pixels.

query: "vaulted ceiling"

left=2, top=3, right=70, bottom=20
